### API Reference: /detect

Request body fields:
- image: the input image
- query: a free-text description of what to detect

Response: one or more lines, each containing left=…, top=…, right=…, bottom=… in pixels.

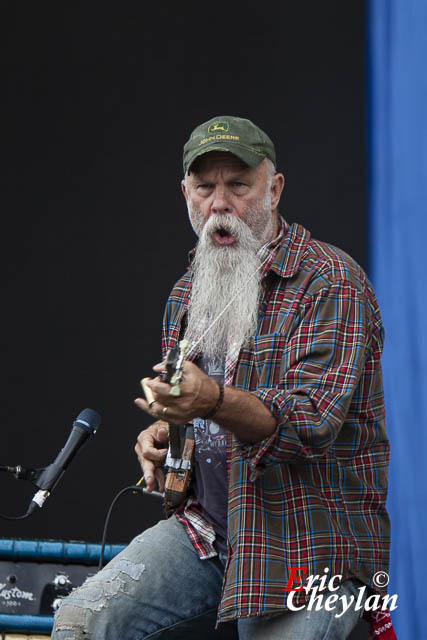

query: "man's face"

left=181, top=152, right=284, bottom=247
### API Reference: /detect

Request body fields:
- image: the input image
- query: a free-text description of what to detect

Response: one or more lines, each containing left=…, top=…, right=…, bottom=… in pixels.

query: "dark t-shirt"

left=192, top=356, right=228, bottom=555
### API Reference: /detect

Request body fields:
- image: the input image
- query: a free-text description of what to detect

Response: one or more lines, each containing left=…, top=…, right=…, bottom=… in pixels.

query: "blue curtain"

left=368, top=1, right=427, bottom=638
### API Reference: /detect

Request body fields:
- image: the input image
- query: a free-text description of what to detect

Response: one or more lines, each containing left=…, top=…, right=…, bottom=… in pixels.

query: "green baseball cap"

left=183, top=115, right=276, bottom=174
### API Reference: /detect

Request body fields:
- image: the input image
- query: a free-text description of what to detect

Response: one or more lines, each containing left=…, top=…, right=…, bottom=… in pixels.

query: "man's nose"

left=211, top=187, right=233, bottom=214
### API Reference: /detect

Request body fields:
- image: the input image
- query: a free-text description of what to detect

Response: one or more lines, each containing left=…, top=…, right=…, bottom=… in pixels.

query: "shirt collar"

left=267, top=219, right=312, bottom=279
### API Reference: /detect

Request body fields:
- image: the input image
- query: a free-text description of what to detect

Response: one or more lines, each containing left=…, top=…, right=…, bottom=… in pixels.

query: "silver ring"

left=162, top=406, right=168, bottom=416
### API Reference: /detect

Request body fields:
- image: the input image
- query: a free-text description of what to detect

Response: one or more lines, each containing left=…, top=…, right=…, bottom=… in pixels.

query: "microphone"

left=27, top=408, right=101, bottom=514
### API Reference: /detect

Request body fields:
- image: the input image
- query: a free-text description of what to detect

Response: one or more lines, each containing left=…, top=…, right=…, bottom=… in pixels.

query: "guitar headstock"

left=161, top=339, right=189, bottom=396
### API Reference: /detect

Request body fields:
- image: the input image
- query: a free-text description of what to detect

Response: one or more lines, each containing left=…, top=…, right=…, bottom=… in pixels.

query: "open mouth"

left=213, top=227, right=236, bottom=245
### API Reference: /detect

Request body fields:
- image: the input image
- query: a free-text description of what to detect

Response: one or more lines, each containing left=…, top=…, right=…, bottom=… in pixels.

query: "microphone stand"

left=0, top=464, right=47, bottom=520
left=0, top=464, right=42, bottom=482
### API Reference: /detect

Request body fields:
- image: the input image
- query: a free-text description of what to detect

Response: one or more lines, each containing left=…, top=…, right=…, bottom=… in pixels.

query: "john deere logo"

left=208, top=121, right=229, bottom=133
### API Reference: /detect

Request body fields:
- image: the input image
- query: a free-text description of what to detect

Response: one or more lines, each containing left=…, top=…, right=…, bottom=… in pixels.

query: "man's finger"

left=142, top=467, right=156, bottom=492
left=155, top=467, right=166, bottom=493
left=141, top=443, right=168, bottom=463
left=135, top=433, right=168, bottom=462
left=145, top=379, right=173, bottom=396
left=156, top=425, right=169, bottom=443
left=135, top=438, right=167, bottom=462
left=135, top=397, right=158, bottom=417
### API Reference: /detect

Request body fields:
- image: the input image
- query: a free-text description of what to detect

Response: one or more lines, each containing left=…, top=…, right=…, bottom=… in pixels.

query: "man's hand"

left=135, top=420, right=169, bottom=492
left=135, top=359, right=277, bottom=444
left=134, top=360, right=219, bottom=424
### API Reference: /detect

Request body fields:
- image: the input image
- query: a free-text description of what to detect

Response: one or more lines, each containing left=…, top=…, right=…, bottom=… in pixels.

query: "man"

left=52, top=116, right=392, bottom=639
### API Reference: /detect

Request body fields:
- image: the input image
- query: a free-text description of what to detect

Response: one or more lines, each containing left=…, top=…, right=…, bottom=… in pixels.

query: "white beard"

left=185, top=212, right=266, bottom=364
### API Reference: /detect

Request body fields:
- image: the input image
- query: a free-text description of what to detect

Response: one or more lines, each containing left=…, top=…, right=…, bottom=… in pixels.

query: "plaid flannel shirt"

left=161, top=219, right=391, bottom=624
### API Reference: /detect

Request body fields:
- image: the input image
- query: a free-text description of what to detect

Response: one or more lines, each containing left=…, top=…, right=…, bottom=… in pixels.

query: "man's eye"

left=232, top=182, right=246, bottom=187
left=197, top=184, right=211, bottom=190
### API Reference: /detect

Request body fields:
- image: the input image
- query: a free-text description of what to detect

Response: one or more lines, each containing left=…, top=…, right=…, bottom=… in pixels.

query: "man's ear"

left=181, top=178, right=188, bottom=201
left=271, top=173, right=285, bottom=211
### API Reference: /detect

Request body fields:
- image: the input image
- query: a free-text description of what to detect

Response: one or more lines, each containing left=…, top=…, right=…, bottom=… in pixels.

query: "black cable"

left=0, top=511, right=31, bottom=520
left=98, top=485, right=145, bottom=571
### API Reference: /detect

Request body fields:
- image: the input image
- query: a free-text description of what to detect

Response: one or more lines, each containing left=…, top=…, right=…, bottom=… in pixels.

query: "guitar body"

left=163, top=423, right=194, bottom=515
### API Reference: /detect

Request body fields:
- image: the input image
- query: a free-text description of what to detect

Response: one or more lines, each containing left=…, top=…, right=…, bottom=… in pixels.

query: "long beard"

left=185, top=213, right=263, bottom=363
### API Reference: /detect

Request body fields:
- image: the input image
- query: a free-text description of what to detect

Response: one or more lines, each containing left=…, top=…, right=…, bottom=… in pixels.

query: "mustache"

left=202, top=214, right=248, bottom=237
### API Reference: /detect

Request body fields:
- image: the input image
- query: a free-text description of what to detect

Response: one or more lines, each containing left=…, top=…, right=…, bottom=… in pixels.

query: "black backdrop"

left=0, top=2, right=365, bottom=545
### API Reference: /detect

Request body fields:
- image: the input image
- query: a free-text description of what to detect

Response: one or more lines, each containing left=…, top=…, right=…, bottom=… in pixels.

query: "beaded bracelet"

left=202, top=381, right=225, bottom=420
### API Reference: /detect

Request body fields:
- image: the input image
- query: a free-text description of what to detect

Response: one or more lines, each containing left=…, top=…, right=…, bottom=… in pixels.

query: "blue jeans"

left=52, top=516, right=366, bottom=639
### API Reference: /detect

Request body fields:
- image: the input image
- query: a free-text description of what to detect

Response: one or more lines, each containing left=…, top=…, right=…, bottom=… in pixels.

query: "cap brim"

left=186, top=144, right=264, bottom=173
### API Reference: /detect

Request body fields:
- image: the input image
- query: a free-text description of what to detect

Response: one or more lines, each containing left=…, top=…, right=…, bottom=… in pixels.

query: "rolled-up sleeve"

left=238, top=279, right=368, bottom=472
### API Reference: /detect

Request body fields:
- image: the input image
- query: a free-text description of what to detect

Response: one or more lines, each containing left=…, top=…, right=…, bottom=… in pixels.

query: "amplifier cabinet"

left=0, top=539, right=125, bottom=635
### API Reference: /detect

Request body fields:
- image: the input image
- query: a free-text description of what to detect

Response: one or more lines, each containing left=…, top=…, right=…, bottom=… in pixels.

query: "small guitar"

left=140, top=339, right=195, bottom=516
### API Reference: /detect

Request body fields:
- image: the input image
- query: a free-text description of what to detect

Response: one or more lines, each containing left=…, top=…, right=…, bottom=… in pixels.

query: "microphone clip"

left=0, top=464, right=43, bottom=484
